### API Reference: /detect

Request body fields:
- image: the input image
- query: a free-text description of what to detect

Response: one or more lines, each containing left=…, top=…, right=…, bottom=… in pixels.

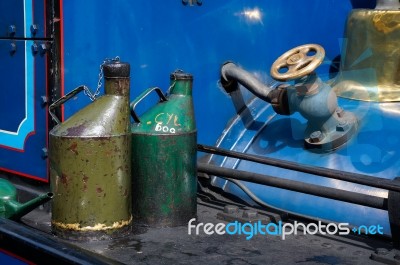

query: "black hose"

left=198, top=144, right=400, bottom=193
left=198, top=163, right=387, bottom=210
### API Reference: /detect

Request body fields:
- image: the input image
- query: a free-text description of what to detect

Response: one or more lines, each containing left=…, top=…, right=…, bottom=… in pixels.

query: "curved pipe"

left=220, top=62, right=290, bottom=115
left=220, top=62, right=274, bottom=103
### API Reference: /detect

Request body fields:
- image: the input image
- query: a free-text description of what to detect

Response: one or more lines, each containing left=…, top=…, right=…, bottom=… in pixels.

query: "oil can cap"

left=104, top=62, right=130, bottom=78
left=170, top=69, right=193, bottom=80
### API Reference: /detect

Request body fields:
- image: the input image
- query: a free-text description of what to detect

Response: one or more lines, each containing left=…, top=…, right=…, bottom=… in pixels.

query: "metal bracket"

left=217, top=205, right=283, bottom=224
left=182, top=0, right=202, bottom=6
left=370, top=248, right=400, bottom=264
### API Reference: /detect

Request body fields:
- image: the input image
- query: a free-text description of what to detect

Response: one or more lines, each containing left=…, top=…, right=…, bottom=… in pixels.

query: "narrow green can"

left=49, top=61, right=132, bottom=240
left=131, top=70, right=197, bottom=227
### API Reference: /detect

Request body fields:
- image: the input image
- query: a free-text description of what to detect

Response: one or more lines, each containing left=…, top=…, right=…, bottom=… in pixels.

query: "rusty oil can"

left=131, top=70, right=197, bottom=227
left=49, top=61, right=132, bottom=240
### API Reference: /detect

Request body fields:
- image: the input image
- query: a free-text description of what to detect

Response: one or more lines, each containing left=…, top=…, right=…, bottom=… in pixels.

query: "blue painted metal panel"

left=0, top=39, right=48, bottom=180
left=32, top=0, right=46, bottom=38
left=0, top=0, right=46, bottom=38
left=62, top=0, right=354, bottom=145
left=0, top=0, right=48, bottom=181
left=0, top=250, right=31, bottom=265
left=0, top=1, right=25, bottom=38
left=0, top=41, right=26, bottom=132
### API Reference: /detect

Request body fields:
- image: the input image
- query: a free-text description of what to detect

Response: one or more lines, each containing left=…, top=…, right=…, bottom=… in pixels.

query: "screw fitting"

left=30, top=24, right=38, bottom=35
left=310, top=131, right=324, bottom=143
left=336, top=121, right=350, bottom=132
left=8, top=25, right=16, bottom=37
left=223, top=205, right=239, bottom=214
left=242, top=210, right=258, bottom=219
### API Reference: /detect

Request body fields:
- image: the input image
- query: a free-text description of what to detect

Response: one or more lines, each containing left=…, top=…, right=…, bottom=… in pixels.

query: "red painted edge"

left=0, top=248, right=36, bottom=265
left=44, top=0, right=50, bottom=182
left=60, top=0, right=65, bottom=122
left=0, top=167, right=46, bottom=182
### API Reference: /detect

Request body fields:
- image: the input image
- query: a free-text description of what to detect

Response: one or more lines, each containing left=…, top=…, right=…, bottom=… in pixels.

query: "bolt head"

left=39, top=43, right=47, bottom=55
left=41, top=96, right=48, bottom=104
left=223, top=205, right=239, bottom=214
left=8, top=25, right=16, bottom=36
left=242, top=210, right=258, bottom=219
left=336, top=120, right=350, bottom=132
left=9, top=42, right=17, bottom=54
left=310, top=131, right=324, bottom=143
left=375, top=248, right=388, bottom=255
left=41, top=148, right=48, bottom=159
left=31, top=43, right=38, bottom=54
left=30, top=24, right=38, bottom=35
left=335, top=107, right=344, bottom=118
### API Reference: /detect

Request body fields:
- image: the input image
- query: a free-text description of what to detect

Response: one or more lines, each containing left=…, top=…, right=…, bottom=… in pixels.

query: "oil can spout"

left=5, top=192, right=53, bottom=220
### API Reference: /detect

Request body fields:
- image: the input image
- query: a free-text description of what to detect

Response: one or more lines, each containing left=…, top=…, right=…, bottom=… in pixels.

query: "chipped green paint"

left=49, top=62, right=132, bottom=240
left=131, top=70, right=197, bottom=227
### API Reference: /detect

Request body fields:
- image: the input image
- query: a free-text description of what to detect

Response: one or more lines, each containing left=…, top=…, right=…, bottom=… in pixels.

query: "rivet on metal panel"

left=41, top=148, right=48, bottom=159
left=39, top=43, right=47, bottom=55
left=8, top=25, right=16, bottom=37
left=30, top=24, right=39, bottom=35
left=9, top=43, right=17, bottom=55
left=182, top=0, right=202, bottom=6
left=31, top=43, right=39, bottom=55
left=41, top=96, right=48, bottom=106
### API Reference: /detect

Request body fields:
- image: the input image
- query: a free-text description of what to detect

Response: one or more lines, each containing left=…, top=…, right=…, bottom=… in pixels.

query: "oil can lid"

left=104, top=62, right=130, bottom=78
left=170, top=69, right=193, bottom=80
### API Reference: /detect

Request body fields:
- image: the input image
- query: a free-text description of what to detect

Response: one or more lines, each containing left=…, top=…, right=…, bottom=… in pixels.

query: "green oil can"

left=49, top=61, right=132, bottom=240
left=0, top=179, right=52, bottom=220
left=131, top=70, right=197, bottom=227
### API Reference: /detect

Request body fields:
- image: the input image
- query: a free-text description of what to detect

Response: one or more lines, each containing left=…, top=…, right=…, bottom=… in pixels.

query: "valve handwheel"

left=270, top=44, right=325, bottom=82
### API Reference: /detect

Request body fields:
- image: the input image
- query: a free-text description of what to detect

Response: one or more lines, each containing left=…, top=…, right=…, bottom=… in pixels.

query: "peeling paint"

left=52, top=215, right=132, bottom=231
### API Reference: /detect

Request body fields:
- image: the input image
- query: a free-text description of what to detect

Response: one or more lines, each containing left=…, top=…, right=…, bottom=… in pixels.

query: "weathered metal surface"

left=0, top=179, right=52, bottom=220
left=334, top=8, right=400, bottom=102
left=49, top=62, right=132, bottom=240
left=131, top=70, right=197, bottom=227
left=131, top=133, right=197, bottom=227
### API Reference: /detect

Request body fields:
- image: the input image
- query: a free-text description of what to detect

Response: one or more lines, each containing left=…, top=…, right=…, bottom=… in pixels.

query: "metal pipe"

left=198, top=144, right=400, bottom=193
left=220, top=62, right=274, bottom=102
left=198, top=163, right=388, bottom=210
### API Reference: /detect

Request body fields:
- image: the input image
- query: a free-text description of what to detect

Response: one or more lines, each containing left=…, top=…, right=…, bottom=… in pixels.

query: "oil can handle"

left=130, top=87, right=168, bottom=123
left=49, top=85, right=87, bottom=124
